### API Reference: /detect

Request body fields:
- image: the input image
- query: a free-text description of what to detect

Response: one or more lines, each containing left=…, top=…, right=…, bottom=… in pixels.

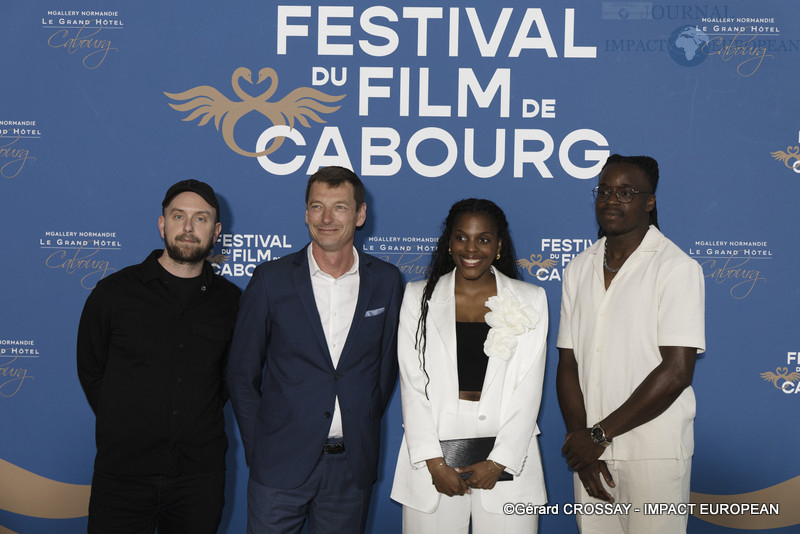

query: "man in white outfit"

left=557, top=155, right=705, bottom=534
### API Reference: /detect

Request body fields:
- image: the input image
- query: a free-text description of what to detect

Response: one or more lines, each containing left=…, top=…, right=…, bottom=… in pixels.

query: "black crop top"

left=456, top=321, right=491, bottom=392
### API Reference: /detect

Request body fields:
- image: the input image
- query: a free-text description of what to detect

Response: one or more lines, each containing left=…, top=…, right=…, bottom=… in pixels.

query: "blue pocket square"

left=365, top=307, right=385, bottom=317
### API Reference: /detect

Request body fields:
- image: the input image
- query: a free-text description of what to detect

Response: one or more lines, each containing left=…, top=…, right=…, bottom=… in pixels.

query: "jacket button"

left=323, top=412, right=331, bottom=418
left=334, top=373, right=342, bottom=380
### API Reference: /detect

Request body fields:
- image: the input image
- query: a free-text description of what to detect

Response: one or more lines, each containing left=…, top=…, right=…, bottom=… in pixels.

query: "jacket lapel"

left=428, top=270, right=458, bottom=369
left=292, top=247, right=334, bottom=368
left=338, top=251, right=371, bottom=369
left=480, top=268, right=506, bottom=394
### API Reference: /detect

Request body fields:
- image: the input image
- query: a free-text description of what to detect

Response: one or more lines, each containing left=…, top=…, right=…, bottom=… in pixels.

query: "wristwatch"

left=591, top=423, right=612, bottom=447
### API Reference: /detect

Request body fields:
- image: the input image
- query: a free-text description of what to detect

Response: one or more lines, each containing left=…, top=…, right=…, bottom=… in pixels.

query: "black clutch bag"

left=439, top=436, right=513, bottom=481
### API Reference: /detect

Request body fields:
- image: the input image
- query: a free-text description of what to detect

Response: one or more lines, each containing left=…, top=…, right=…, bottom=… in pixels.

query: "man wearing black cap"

left=77, top=179, right=241, bottom=534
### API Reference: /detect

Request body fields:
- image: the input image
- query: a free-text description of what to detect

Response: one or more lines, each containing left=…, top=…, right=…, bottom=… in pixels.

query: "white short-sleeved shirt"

left=557, top=226, right=705, bottom=460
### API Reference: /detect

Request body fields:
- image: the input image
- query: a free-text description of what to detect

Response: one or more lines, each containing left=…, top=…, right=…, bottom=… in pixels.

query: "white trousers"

left=402, top=400, right=538, bottom=534
left=573, top=458, right=691, bottom=534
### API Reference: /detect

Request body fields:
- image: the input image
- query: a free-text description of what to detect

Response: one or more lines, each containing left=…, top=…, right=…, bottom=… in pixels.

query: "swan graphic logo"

left=760, top=352, right=800, bottom=395
left=771, top=145, right=800, bottom=174
left=207, top=251, right=229, bottom=266
left=164, top=67, right=345, bottom=158
left=516, top=254, right=559, bottom=275
left=761, top=366, right=800, bottom=394
left=517, top=238, right=594, bottom=283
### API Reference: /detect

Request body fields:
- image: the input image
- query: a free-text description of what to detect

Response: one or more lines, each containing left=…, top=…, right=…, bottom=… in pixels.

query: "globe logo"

left=667, top=25, right=710, bottom=67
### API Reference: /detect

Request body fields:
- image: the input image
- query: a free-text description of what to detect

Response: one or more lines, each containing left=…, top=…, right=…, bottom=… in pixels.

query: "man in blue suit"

left=227, top=166, right=403, bottom=534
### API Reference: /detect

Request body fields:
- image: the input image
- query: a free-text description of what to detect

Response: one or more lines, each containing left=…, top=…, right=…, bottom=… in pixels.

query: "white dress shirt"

left=307, top=245, right=360, bottom=439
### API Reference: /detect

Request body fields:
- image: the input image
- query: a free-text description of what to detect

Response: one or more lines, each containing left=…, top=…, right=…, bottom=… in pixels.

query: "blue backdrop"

left=2, top=1, right=799, bottom=532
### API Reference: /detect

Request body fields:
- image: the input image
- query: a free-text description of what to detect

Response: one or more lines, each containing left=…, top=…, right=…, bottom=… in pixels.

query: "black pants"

left=87, top=470, right=225, bottom=534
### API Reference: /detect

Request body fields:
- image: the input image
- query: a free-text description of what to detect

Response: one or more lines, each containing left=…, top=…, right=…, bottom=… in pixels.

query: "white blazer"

left=391, top=268, right=548, bottom=514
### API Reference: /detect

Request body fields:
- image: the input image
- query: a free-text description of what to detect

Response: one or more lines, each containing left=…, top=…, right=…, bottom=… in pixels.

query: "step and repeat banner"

left=1, top=1, right=798, bottom=532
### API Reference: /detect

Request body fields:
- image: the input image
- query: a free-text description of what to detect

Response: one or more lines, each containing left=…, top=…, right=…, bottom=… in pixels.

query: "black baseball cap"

left=162, top=179, right=220, bottom=213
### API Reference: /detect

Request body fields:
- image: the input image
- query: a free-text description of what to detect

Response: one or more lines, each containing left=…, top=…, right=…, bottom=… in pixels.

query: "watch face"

left=591, top=427, right=604, bottom=443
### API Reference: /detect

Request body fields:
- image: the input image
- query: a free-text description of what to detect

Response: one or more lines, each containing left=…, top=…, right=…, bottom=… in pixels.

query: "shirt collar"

left=141, top=249, right=216, bottom=286
left=307, top=245, right=359, bottom=279
left=590, top=225, right=660, bottom=255
left=638, top=225, right=662, bottom=251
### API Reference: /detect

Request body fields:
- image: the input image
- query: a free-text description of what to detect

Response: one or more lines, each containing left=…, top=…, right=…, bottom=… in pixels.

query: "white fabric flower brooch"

left=483, top=292, right=540, bottom=360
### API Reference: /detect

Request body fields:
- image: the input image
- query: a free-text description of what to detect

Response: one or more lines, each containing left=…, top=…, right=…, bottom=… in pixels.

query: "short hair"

left=598, top=154, right=660, bottom=237
left=305, top=166, right=365, bottom=208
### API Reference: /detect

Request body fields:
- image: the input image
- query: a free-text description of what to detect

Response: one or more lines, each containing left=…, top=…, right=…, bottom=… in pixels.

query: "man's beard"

left=164, top=234, right=212, bottom=265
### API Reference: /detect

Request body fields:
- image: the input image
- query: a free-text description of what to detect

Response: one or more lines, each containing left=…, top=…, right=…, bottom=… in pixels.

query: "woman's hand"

left=456, top=460, right=505, bottom=490
left=426, top=457, right=470, bottom=496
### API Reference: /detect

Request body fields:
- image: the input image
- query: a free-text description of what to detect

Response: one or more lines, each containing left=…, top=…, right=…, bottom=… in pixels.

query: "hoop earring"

left=448, top=247, right=452, bottom=255
left=495, top=251, right=501, bottom=260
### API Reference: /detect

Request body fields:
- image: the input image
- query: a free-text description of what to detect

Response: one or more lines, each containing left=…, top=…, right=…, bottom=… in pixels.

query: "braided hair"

left=597, top=154, right=660, bottom=238
left=414, top=199, right=518, bottom=397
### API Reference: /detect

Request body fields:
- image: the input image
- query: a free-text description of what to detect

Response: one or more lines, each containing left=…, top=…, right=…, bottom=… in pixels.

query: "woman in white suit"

left=391, top=199, right=548, bottom=533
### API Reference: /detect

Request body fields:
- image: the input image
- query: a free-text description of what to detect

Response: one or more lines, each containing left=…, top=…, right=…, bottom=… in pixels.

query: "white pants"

left=573, top=458, right=691, bottom=534
left=402, top=400, right=538, bottom=534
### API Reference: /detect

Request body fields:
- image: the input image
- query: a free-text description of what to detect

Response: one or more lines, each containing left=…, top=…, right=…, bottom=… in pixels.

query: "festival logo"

left=760, top=352, right=800, bottom=395
left=40, top=230, right=120, bottom=289
left=771, top=145, right=800, bottom=174
left=0, top=339, right=38, bottom=398
left=688, top=238, right=769, bottom=299
left=164, top=67, right=345, bottom=158
left=212, top=232, right=294, bottom=278
left=362, top=236, right=437, bottom=282
left=517, top=237, right=594, bottom=283
left=42, top=9, right=122, bottom=69
left=235, top=6, right=606, bottom=180
left=0, top=120, right=39, bottom=179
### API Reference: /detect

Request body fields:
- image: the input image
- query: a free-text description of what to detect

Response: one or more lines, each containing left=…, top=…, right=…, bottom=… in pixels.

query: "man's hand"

left=426, top=457, right=470, bottom=496
left=456, top=460, right=504, bottom=490
left=562, top=428, right=605, bottom=471
left=578, top=460, right=616, bottom=503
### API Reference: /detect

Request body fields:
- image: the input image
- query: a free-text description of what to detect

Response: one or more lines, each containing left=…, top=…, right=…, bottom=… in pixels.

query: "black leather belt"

left=322, top=442, right=345, bottom=454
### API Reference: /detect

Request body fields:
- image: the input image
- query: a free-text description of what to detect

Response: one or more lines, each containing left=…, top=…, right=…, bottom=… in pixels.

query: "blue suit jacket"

left=227, top=246, right=403, bottom=489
